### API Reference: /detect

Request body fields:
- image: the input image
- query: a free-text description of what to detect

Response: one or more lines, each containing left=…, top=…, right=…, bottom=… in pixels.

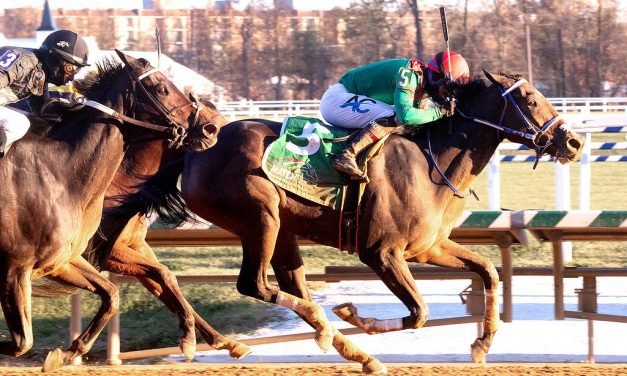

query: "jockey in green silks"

left=320, top=51, right=470, bottom=180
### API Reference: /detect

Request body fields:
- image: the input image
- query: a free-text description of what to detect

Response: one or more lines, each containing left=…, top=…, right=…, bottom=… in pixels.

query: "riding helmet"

left=40, top=29, right=90, bottom=67
left=427, top=51, right=469, bottom=84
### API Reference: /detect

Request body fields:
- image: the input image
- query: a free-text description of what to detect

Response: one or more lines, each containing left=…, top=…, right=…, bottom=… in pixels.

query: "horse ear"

left=115, top=49, right=143, bottom=71
left=483, top=69, right=508, bottom=87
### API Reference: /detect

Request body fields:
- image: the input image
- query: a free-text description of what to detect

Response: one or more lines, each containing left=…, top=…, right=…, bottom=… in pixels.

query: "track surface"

left=1, top=363, right=626, bottom=375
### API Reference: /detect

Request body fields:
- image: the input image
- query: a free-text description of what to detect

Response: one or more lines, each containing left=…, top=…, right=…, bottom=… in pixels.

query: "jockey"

left=320, top=51, right=470, bottom=180
left=0, top=29, right=89, bottom=157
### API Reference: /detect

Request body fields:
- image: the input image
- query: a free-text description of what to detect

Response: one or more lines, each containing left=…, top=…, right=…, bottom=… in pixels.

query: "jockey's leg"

left=331, top=116, right=398, bottom=180
left=0, top=106, right=30, bottom=157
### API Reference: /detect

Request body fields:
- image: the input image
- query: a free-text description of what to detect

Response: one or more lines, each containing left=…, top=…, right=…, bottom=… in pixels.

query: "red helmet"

left=427, top=51, right=470, bottom=84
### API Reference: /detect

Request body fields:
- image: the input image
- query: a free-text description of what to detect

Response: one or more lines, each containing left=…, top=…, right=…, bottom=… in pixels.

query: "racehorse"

left=125, top=71, right=585, bottom=373
left=0, top=50, right=218, bottom=371
left=82, top=100, right=250, bottom=360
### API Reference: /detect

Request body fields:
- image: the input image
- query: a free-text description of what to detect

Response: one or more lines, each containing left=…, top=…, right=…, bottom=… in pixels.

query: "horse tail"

left=106, top=157, right=191, bottom=228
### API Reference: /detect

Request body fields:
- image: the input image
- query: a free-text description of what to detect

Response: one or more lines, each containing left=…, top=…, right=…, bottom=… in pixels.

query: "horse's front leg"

left=417, top=239, right=500, bottom=363
left=44, top=256, right=119, bottom=371
left=0, top=265, right=34, bottom=357
left=333, top=245, right=429, bottom=334
left=104, top=236, right=251, bottom=360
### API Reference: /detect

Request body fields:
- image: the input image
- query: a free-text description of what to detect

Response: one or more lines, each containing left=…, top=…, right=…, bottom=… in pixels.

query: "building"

left=0, top=0, right=229, bottom=100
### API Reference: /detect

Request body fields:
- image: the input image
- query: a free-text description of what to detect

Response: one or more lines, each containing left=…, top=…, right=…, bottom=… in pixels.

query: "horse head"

left=115, top=50, right=226, bottom=151
left=482, top=70, right=584, bottom=165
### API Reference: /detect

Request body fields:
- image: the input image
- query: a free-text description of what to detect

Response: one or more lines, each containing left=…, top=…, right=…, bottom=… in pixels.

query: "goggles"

left=63, top=63, right=80, bottom=75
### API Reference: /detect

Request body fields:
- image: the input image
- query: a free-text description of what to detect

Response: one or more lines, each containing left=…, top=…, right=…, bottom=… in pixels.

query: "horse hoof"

left=314, top=332, right=334, bottom=353
left=228, top=342, right=253, bottom=359
left=42, top=348, right=65, bottom=372
left=470, top=340, right=487, bottom=363
left=362, top=358, right=387, bottom=374
left=332, top=302, right=357, bottom=321
left=180, top=339, right=196, bottom=361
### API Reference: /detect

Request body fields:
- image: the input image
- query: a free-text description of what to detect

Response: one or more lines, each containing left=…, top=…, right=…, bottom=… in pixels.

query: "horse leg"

left=0, top=266, right=34, bottom=357
left=270, top=230, right=385, bottom=374
left=333, top=245, right=429, bottom=334
left=418, top=239, right=500, bottom=363
left=270, top=229, right=311, bottom=300
left=104, top=240, right=250, bottom=359
left=236, top=206, right=340, bottom=352
left=43, top=256, right=119, bottom=371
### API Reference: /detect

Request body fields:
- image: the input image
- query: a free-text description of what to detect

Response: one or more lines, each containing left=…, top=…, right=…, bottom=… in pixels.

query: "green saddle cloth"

left=262, top=116, right=350, bottom=210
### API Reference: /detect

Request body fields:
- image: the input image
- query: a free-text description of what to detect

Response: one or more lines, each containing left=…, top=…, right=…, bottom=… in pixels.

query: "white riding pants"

left=319, top=83, right=395, bottom=129
left=0, top=105, right=30, bottom=147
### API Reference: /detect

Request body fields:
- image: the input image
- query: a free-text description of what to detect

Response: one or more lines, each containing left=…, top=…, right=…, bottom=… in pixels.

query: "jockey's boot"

left=331, top=116, right=397, bottom=180
left=0, top=129, right=7, bottom=158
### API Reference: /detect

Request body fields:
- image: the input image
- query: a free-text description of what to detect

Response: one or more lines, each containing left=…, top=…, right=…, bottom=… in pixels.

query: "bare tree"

left=405, top=0, right=423, bottom=57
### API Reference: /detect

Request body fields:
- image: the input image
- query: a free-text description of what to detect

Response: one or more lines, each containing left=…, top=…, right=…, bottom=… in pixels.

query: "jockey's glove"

left=439, top=98, right=456, bottom=117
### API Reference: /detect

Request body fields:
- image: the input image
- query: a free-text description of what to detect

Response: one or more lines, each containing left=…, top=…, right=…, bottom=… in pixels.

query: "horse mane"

left=399, top=75, right=489, bottom=139
left=73, top=57, right=126, bottom=98
left=104, top=157, right=192, bottom=228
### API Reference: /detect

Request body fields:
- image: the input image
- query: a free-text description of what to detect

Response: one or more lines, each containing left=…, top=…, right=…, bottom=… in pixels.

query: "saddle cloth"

left=262, top=116, right=350, bottom=210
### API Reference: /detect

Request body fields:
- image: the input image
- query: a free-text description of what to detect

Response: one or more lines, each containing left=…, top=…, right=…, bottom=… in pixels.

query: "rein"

left=457, top=78, right=562, bottom=169
left=427, top=78, right=561, bottom=198
left=58, top=66, right=219, bottom=148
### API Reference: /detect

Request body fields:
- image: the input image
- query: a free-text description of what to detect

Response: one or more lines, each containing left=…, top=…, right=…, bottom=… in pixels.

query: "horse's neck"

left=430, top=94, right=503, bottom=198
left=105, top=140, right=180, bottom=200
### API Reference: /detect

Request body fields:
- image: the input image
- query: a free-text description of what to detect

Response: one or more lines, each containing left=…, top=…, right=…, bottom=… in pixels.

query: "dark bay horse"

left=0, top=50, right=217, bottom=371
left=127, top=71, right=584, bottom=373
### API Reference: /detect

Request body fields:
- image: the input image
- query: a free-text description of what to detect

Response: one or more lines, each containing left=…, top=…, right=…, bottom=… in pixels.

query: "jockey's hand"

left=440, top=99, right=456, bottom=117
left=62, top=94, right=86, bottom=111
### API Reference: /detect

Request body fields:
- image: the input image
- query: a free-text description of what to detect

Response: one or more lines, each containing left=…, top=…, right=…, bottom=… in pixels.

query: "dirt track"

left=1, top=363, right=627, bottom=375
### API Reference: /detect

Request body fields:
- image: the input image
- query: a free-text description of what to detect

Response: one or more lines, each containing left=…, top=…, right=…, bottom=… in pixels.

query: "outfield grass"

left=0, top=132, right=624, bottom=364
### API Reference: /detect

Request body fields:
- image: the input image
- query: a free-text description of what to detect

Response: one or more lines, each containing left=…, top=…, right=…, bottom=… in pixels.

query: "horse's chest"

left=30, top=199, right=104, bottom=278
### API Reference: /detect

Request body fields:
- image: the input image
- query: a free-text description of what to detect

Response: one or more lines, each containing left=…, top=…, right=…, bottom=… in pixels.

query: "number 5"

left=398, top=68, right=412, bottom=88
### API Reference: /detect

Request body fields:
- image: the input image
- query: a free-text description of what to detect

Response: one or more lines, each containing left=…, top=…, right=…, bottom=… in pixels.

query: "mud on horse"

left=0, top=50, right=214, bottom=371
left=133, top=70, right=584, bottom=373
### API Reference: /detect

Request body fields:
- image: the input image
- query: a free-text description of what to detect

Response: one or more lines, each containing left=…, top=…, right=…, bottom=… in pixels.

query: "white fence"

left=213, top=97, right=627, bottom=122
left=214, top=97, right=627, bottom=213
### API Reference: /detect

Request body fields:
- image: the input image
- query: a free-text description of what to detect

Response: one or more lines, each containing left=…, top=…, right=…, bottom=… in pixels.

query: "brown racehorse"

left=0, top=50, right=217, bottom=371
left=121, top=71, right=585, bottom=373
left=82, top=100, right=251, bottom=360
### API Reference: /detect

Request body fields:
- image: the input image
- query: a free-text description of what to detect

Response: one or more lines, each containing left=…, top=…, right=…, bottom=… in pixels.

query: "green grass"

left=0, top=132, right=625, bottom=364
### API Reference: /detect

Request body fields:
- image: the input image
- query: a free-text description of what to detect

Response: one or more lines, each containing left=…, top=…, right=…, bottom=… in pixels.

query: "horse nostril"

left=568, top=138, right=582, bottom=151
left=203, top=124, right=218, bottom=136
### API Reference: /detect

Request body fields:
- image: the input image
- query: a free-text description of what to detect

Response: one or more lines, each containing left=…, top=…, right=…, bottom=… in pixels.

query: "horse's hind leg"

left=104, top=239, right=250, bottom=359
left=0, top=266, right=34, bottom=356
left=270, top=230, right=385, bottom=374
left=236, top=207, right=338, bottom=352
left=419, top=239, right=500, bottom=363
left=43, top=256, right=119, bottom=371
left=333, top=245, right=429, bottom=334
left=271, top=229, right=311, bottom=300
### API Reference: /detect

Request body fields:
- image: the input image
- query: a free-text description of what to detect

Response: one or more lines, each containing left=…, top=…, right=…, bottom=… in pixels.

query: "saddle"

left=262, top=116, right=393, bottom=254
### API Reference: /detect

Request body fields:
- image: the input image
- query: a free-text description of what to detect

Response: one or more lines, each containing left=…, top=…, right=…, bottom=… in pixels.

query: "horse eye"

left=527, top=99, right=537, bottom=107
left=156, top=85, right=168, bottom=96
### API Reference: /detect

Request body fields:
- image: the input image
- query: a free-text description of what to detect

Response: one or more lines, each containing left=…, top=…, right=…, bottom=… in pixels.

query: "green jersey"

left=339, top=58, right=443, bottom=126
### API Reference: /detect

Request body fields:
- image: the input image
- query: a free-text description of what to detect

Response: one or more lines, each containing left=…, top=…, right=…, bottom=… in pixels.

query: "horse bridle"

left=69, top=66, right=222, bottom=148
left=428, top=78, right=563, bottom=199
left=457, top=78, right=562, bottom=168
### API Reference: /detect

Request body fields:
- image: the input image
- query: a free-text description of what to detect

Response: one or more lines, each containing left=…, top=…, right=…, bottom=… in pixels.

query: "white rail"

left=213, top=97, right=627, bottom=121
